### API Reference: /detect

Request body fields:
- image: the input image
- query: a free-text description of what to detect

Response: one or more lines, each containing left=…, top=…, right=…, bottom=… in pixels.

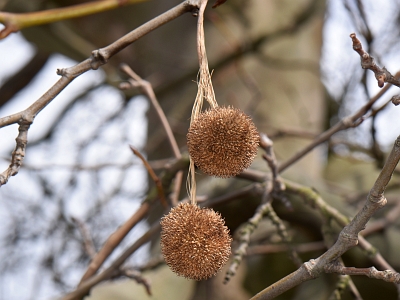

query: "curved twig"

left=130, top=146, right=168, bottom=207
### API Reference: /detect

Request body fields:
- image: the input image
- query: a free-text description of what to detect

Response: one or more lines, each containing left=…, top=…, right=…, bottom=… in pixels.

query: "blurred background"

left=1, top=0, right=400, bottom=299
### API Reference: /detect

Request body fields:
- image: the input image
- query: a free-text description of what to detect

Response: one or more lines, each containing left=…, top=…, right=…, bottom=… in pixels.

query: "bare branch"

left=251, top=135, right=400, bottom=300
left=350, top=33, right=400, bottom=88
left=326, top=263, right=400, bottom=285
left=278, top=75, right=398, bottom=173
left=63, top=222, right=161, bottom=300
left=120, top=65, right=181, bottom=159
left=0, top=0, right=200, bottom=187
left=0, top=123, right=29, bottom=185
left=112, top=268, right=152, bottom=296
left=77, top=155, right=189, bottom=286
left=225, top=134, right=297, bottom=284
left=285, top=179, right=398, bottom=273
left=130, top=146, right=168, bottom=207
left=224, top=195, right=272, bottom=284
left=18, top=158, right=172, bottom=171
left=71, top=217, right=96, bottom=259
left=120, top=64, right=183, bottom=206
left=78, top=202, right=150, bottom=285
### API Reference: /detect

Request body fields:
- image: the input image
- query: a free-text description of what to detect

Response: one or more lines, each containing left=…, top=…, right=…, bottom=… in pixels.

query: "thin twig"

left=350, top=33, right=400, bottom=88
left=112, top=268, right=152, bottom=296
left=0, top=0, right=148, bottom=39
left=120, top=64, right=183, bottom=206
left=77, top=155, right=189, bottom=286
left=362, top=199, right=400, bottom=236
left=278, top=76, right=398, bottom=173
left=260, top=134, right=300, bottom=264
left=64, top=222, right=161, bottom=300
left=137, top=254, right=165, bottom=272
left=269, top=128, right=318, bottom=140
left=78, top=202, right=150, bottom=285
left=247, top=241, right=325, bottom=256
left=225, top=134, right=295, bottom=284
left=326, top=263, right=400, bottom=284
left=120, top=65, right=181, bottom=159
left=285, top=180, right=398, bottom=273
left=224, top=194, right=272, bottom=284
left=19, top=158, right=172, bottom=171
left=71, top=217, right=96, bottom=259
left=130, top=146, right=168, bottom=207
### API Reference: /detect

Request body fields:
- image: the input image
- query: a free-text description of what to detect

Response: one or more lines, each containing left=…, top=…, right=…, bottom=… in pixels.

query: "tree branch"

left=350, top=33, right=400, bottom=88
left=0, top=0, right=200, bottom=187
left=251, top=135, right=400, bottom=299
left=130, top=146, right=168, bottom=207
left=0, top=0, right=147, bottom=39
left=120, top=64, right=183, bottom=206
left=326, top=263, right=400, bottom=285
left=111, top=268, right=152, bottom=296
left=278, top=73, right=399, bottom=173
left=77, top=155, right=189, bottom=286
left=71, top=217, right=97, bottom=259
left=78, top=202, right=150, bottom=285
left=63, top=222, right=161, bottom=300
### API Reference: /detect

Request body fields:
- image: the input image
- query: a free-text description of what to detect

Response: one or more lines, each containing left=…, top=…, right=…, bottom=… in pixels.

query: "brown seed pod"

left=160, top=202, right=231, bottom=280
left=187, top=106, right=259, bottom=178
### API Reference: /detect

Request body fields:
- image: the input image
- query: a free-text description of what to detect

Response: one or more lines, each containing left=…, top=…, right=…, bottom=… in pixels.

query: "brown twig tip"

left=391, top=95, right=400, bottom=106
left=350, top=32, right=400, bottom=89
left=349, top=33, right=361, bottom=51
left=187, top=106, right=259, bottom=178
left=377, top=74, right=386, bottom=88
left=0, top=24, right=17, bottom=39
left=160, top=202, right=231, bottom=280
left=212, top=0, right=227, bottom=8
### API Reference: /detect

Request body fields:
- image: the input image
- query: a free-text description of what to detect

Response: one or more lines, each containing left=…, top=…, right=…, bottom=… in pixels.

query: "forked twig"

left=111, top=268, right=152, bottom=296
left=120, top=64, right=183, bottom=206
left=120, top=65, right=181, bottom=159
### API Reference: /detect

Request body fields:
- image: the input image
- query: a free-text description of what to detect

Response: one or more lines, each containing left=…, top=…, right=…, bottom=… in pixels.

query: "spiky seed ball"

left=160, top=202, right=232, bottom=280
left=187, top=106, right=259, bottom=178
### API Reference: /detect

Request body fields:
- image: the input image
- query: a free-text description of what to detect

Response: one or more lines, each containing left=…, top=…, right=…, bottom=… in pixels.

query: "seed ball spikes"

left=187, top=106, right=259, bottom=178
left=160, top=202, right=232, bottom=280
